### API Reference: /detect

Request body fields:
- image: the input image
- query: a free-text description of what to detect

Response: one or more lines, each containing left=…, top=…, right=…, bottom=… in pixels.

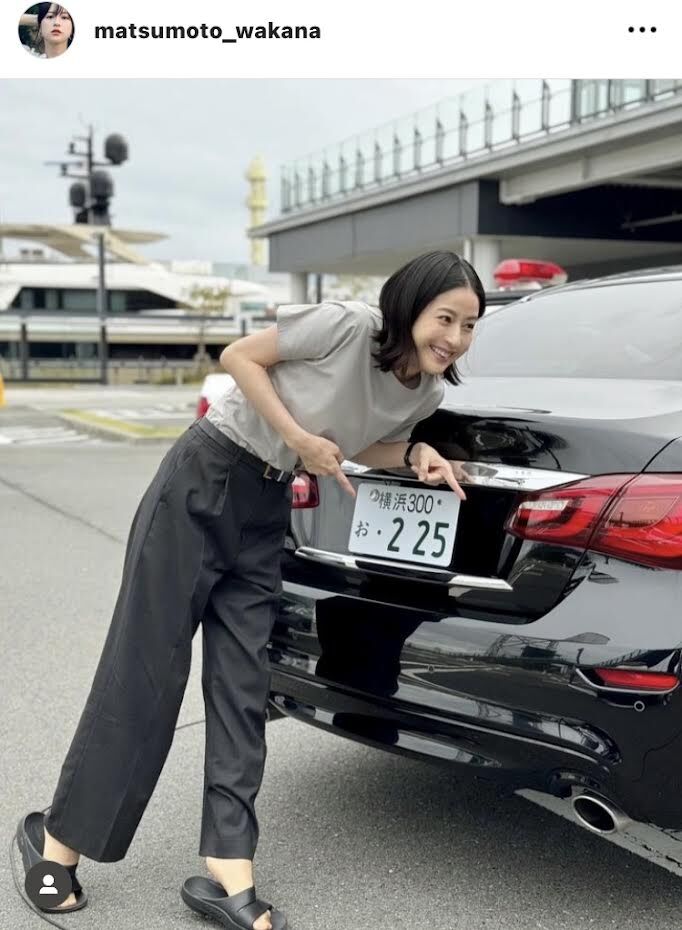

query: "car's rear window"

left=462, top=280, right=682, bottom=379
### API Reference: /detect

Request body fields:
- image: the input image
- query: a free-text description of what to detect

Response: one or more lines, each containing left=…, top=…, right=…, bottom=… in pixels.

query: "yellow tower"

left=246, top=156, right=267, bottom=267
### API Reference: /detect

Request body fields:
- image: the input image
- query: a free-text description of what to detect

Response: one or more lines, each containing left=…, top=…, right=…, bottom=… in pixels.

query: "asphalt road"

left=2, top=395, right=682, bottom=930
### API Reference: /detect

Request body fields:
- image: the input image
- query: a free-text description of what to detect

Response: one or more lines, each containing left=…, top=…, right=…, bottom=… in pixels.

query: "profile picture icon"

left=39, top=873, right=59, bottom=896
left=19, top=3, right=75, bottom=59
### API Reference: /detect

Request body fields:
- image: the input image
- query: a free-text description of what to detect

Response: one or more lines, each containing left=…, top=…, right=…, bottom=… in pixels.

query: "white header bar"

left=3, top=0, right=681, bottom=79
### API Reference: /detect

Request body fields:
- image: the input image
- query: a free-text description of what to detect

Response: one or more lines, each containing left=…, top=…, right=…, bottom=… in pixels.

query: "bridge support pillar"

left=289, top=272, right=308, bottom=303
left=462, top=238, right=502, bottom=290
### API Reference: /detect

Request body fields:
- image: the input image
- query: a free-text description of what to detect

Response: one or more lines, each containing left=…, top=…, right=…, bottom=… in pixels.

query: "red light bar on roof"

left=493, top=259, right=568, bottom=288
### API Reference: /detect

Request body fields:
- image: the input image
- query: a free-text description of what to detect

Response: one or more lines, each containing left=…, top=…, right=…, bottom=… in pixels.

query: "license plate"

left=348, top=481, right=460, bottom=568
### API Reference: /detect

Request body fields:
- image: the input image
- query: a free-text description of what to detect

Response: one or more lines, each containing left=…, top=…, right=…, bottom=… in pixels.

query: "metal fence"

left=0, top=356, right=209, bottom=385
left=0, top=310, right=272, bottom=383
left=280, top=79, right=682, bottom=215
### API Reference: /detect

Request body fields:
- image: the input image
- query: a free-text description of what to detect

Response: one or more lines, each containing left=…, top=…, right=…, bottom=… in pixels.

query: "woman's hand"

left=409, top=442, right=471, bottom=501
left=294, top=432, right=356, bottom=499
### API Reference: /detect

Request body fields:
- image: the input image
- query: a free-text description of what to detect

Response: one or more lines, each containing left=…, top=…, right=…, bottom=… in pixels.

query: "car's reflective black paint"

left=268, top=269, right=682, bottom=829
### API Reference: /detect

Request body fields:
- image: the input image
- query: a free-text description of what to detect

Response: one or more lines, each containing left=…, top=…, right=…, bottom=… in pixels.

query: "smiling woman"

left=18, top=2, right=75, bottom=59
left=16, top=251, right=484, bottom=928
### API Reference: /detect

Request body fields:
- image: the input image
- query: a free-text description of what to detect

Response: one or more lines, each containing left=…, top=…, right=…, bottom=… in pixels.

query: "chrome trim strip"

left=340, top=460, right=373, bottom=474
left=342, top=459, right=586, bottom=491
left=294, top=546, right=513, bottom=591
left=575, top=667, right=679, bottom=696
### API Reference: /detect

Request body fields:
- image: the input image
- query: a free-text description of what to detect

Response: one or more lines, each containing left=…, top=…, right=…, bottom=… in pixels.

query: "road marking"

left=88, top=406, right=192, bottom=420
left=0, top=426, right=102, bottom=446
left=60, top=409, right=184, bottom=440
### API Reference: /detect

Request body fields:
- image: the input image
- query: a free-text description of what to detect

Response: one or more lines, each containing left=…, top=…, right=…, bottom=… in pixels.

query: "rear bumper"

left=269, top=557, right=682, bottom=829
left=269, top=668, right=609, bottom=794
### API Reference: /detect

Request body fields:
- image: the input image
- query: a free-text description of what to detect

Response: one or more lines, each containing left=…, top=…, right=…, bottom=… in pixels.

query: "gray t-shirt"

left=205, top=300, right=445, bottom=471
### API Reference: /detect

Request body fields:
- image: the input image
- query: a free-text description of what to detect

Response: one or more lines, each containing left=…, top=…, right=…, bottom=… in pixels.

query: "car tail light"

left=493, top=259, right=568, bottom=288
left=196, top=396, right=210, bottom=418
left=292, top=472, right=319, bottom=509
left=505, top=473, right=682, bottom=569
left=591, top=668, right=679, bottom=691
left=505, top=475, right=628, bottom=548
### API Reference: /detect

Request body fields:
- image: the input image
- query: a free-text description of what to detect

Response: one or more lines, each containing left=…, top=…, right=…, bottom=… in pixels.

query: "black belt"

left=195, top=418, right=297, bottom=484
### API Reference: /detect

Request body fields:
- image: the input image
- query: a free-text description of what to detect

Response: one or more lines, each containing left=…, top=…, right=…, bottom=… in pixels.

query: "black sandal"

left=181, top=876, right=287, bottom=930
left=16, top=811, right=88, bottom=913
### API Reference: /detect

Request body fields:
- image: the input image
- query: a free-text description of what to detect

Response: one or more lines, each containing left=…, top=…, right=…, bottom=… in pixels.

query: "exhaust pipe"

left=571, top=792, right=632, bottom=835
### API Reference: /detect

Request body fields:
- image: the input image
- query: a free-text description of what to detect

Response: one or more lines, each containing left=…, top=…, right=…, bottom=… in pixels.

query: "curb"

left=59, top=410, right=186, bottom=443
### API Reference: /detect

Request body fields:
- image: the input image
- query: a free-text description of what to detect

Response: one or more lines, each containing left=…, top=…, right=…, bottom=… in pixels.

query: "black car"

left=268, top=266, right=682, bottom=837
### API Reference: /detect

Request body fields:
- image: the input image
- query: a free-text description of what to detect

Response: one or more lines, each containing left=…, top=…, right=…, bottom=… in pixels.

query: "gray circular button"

left=25, top=860, right=73, bottom=909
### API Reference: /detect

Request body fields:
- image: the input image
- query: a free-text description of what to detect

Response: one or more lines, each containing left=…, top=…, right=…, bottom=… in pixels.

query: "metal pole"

left=86, top=125, right=94, bottom=224
left=315, top=274, right=323, bottom=303
left=570, top=80, right=581, bottom=125
left=96, top=232, right=108, bottom=384
left=20, top=319, right=29, bottom=381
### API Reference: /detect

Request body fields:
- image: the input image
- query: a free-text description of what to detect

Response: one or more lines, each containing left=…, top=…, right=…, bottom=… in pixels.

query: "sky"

left=0, top=79, right=484, bottom=263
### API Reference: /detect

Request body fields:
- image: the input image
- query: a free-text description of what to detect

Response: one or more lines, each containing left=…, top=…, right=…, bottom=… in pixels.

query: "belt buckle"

left=263, top=463, right=286, bottom=482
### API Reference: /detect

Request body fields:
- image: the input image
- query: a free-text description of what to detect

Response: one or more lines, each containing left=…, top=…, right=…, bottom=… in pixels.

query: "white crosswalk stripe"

left=0, top=426, right=102, bottom=446
left=88, top=405, right=191, bottom=421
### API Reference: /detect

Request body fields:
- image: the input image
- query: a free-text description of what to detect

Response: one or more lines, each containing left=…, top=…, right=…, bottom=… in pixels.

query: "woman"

left=17, top=251, right=485, bottom=930
left=20, top=3, right=74, bottom=59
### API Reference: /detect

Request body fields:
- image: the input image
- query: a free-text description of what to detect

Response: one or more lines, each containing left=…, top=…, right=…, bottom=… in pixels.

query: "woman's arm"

left=352, top=440, right=412, bottom=469
left=220, top=331, right=307, bottom=451
left=221, top=336, right=357, bottom=496
left=20, top=13, right=38, bottom=26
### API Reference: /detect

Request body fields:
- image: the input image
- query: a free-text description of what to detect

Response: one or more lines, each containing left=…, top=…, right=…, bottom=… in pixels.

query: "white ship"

left=0, top=224, right=273, bottom=360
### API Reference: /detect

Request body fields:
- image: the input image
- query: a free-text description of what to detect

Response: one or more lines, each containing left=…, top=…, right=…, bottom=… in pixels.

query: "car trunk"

left=286, top=377, right=682, bottom=621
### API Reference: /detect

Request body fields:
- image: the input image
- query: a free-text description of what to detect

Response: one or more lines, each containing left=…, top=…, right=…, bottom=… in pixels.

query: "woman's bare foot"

left=43, top=827, right=80, bottom=908
left=205, top=857, right=272, bottom=930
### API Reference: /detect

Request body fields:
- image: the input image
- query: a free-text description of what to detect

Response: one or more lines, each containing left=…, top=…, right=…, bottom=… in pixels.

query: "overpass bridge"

left=251, top=80, right=682, bottom=293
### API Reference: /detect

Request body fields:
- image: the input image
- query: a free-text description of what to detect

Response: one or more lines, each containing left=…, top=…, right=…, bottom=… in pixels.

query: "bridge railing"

left=279, top=79, right=682, bottom=215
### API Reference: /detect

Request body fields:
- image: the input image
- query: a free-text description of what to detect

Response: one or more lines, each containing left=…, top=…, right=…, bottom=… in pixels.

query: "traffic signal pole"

left=45, top=127, right=129, bottom=384
left=96, top=232, right=108, bottom=385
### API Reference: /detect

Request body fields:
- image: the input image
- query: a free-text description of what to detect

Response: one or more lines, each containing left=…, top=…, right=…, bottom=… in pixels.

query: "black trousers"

left=45, top=418, right=293, bottom=862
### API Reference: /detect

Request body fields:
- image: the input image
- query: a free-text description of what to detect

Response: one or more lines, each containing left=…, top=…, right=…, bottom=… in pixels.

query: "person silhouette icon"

left=39, top=874, right=59, bottom=896
left=23, top=859, right=73, bottom=911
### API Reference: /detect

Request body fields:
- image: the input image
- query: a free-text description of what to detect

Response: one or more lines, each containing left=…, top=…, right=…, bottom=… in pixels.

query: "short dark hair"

left=35, top=3, right=75, bottom=50
left=371, top=251, right=486, bottom=386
